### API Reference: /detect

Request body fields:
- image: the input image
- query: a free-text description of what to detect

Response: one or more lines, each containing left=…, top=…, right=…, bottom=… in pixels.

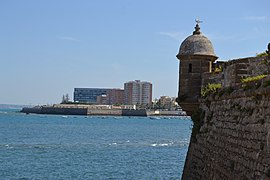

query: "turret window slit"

left=188, top=64, right=192, bottom=73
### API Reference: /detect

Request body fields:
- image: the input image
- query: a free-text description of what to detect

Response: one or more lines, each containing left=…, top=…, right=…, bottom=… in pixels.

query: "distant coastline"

left=20, top=104, right=187, bottom=117
left=0, top=104, right=33, bottom=109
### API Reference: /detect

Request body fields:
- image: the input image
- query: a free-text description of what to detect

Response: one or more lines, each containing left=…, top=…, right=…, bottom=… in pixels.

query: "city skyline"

left=0, top=1, right=269, bottom=105
left=73, top=80, right=152, bottom=106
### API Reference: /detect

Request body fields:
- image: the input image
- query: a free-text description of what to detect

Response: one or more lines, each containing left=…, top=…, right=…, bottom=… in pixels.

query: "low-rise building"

left=154, top=96, right=180, bottom=110
left=74, top=88, right=109, bottom=104
left=74, top=88, right=125, bottom=105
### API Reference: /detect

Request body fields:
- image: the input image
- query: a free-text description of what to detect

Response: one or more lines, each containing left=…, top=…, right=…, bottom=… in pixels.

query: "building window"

left=188, top=64, right=192, bottom=73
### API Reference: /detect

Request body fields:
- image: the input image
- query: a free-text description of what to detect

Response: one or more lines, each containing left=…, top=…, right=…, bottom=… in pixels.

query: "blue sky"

left=0, top=0, right=269, bottom=105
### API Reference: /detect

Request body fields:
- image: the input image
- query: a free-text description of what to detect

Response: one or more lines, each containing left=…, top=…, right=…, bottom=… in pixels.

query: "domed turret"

left=176, top=21, right=218, bottom=115
left=177, top=23, right=217, bottom=61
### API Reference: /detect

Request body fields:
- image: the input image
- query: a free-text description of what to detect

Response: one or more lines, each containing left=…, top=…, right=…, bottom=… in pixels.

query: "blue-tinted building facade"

left=74, top=88, right=109, bottom=104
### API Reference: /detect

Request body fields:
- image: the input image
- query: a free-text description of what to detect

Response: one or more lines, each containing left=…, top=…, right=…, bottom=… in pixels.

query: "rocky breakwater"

left=182, top=75, right=270, bottom=179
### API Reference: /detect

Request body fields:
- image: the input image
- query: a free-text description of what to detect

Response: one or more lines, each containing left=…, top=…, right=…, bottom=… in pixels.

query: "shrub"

left=256, top=52, right=268, bottom=57
left=240, top=75, right=267, bottom=84
left=214, top=65, right=222, bottom=73
left=201, top=83, right=222, bottom=97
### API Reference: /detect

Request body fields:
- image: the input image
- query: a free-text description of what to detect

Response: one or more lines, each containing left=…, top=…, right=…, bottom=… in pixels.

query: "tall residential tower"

left=124, top=80, right=152, bottom=106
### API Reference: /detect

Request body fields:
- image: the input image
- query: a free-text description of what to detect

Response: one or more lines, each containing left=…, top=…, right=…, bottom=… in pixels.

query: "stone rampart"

left=182, top=56, right=270, bottom=179
left=202, top=56, right=269, bottom=88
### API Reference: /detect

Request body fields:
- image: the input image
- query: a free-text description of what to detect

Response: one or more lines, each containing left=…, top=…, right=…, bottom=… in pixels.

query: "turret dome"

left=176, top=23, right=218, bottom=61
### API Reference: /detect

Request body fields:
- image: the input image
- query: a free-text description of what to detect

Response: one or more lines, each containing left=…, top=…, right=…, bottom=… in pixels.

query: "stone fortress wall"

left=202, top=56, right=269, bottom=88
left=182, top=55, right=270, bottom=179
left=177, top=21, right=270, bottom=179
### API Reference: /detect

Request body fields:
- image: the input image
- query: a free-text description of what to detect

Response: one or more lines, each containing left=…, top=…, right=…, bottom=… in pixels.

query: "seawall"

left=21, top=106, right=146, bottom=116
left=21, top=106, right=184, bottom=117
left=182, top=56, right=270, bottom=179
left=21, top=107, right=88, bottom=115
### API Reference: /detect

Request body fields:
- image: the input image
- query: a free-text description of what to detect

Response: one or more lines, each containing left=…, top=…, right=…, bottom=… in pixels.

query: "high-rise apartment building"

left=124, top=80, right=152, bottom=105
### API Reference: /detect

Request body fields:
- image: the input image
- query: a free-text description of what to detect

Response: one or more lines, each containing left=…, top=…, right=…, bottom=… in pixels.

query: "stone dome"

left=176, top=24, right=218, bottom=60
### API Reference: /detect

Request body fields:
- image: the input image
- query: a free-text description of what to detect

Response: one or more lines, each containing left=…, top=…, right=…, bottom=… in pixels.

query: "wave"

left=151, top=142, right=173, bottom=147
left=109, top=142, right=117, bottom=146
left=0, top=139, right=190, bottom=150
left=106, top=139, right=190, bottom=148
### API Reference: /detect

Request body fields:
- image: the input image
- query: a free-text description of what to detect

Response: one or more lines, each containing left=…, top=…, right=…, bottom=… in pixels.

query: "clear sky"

left=0, top=0, right=269, bottom=105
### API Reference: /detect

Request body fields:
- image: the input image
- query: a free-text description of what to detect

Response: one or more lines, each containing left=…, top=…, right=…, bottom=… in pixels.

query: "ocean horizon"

left=0, top=108, right=192, bottom=179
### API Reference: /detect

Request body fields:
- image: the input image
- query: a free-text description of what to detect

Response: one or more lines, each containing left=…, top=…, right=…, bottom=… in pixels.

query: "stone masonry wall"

left=182, top=76, right=270, bottom=179
left=182, top=56, right=270, bottom=179
left=202, top=56, right=269, bottom=88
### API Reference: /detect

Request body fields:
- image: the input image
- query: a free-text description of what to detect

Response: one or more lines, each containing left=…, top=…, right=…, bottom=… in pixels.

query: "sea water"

left=0, top=109, right=192, bottom=179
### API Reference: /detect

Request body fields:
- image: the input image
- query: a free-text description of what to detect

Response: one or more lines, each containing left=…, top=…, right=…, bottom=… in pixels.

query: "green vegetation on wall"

left=201, top=83, right=222, bottom=97
left=240, top=74, right=267, bottom=84
left=214, top=65, right=222, bottom=73
left=256, top=52, right=268, bottom=57
left=241, top=75, right=268, bottom=90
